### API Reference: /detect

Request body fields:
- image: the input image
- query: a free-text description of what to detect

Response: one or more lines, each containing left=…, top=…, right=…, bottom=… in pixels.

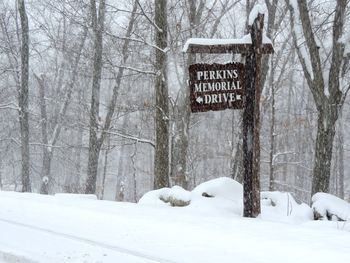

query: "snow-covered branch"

left=105, top=130, right=155, bottom=148
left=0, top=102, right=19, bottom=111
left=105, top=32, right=169, bottom=53
left=111, top=65, right=156, bottom=75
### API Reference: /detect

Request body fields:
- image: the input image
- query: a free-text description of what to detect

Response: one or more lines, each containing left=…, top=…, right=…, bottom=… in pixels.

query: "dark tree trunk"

left=311, top=105, right=338, bottom=195
left=85, top=0, right=106, bottom=194
left=153, top=0, right=170, bottom=189
left=18, top=0, right=31, bottom=192
left=268, top=56, right=276, bottom=191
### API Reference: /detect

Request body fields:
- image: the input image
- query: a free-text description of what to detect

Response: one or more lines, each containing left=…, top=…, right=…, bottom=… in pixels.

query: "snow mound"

left=192, top=177, right=243, bottom=201
left=138, top=186, right=191, bottom=207
left=189, top=177, right=243, bottom=216
left=312, top=193, right=350, bottom=221
left=261, top=191, right=313, bottom=223
left=139, top=178, right=313, bottom=222
left=139, top=177, right=243, bottom=216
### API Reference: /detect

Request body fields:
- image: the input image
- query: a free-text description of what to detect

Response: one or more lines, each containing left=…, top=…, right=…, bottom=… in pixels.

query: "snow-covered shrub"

left=312, top=193, right=350, bottom=221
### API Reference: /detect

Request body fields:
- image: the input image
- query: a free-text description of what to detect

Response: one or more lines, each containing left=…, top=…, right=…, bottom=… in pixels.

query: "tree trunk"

left=268, top=55, right=276, bottom=191
left=85, top=0, right=106, bottom=194
left=337, top=110, right=344, bottom=199
left=311, top=105, right=338, bottom=195
left=100, top=135, right=110, bottom=199
left=287, top=0, right=347, bottom=199
left=170, top=0, right=196, bottom=189
left=18, top=0, right=31, bottom=192
left=115, top=115, right=129, bottom=201
left=86, top=0, right=136, bottom=194
left=153, top=0, right=170, bottom=189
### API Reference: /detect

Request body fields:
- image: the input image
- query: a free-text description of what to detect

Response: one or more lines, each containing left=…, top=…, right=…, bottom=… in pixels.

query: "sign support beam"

left=242, top=13, right=264, bottom=218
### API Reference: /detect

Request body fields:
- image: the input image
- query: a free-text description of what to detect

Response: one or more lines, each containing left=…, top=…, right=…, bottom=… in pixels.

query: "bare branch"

left=135, top=0, right=163, bottom=33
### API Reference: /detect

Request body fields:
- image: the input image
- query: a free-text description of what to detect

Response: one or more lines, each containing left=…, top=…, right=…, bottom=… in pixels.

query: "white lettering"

left=204, top=94, right=211, bottom=104
left=221, top=82, right=227, bottom=91
left=209, top=71, right=215, bottom=80
left=197, top=71, right=203, bottom=80
left=203, top=71, right=209, bottom=80
left=194, top=83, right=202, bottom=92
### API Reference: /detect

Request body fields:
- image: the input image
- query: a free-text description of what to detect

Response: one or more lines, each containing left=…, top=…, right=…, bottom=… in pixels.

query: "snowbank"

left=312, top=193, right=350, bottom=221
left=54, top=193, right=98, bottom=200
left=139, top=177, right=243, bottom=216
left=139, top=177, right=313, bottom=222
left=1, top=190, right=350, bottom=262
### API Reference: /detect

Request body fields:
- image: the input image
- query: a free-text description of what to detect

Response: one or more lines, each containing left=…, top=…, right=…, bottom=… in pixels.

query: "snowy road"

left=0, top=191, right=349, bottom=263
left=0, top=217, right=177, bottom=263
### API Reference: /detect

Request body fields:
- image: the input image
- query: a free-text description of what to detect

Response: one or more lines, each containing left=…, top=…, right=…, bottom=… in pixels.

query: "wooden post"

left=242, top=14, right=264, bottom=217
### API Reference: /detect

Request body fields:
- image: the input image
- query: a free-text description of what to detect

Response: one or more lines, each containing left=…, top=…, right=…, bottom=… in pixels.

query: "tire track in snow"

left=0, top=217, right=179, bottom=263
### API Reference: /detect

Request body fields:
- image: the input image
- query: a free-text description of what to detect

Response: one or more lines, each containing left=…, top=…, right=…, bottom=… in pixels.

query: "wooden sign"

left=189, top=62, right=245, bottom=113
left=185, top=11, right=274, bottom=218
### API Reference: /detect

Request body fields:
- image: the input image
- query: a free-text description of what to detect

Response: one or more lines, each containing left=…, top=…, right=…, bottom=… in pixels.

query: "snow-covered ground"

left=0, top=180, right=349, bottom=263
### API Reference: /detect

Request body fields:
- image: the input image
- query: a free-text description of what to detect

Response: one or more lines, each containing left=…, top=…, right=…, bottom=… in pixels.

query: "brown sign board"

left=189, top=62, right=245, bottom=113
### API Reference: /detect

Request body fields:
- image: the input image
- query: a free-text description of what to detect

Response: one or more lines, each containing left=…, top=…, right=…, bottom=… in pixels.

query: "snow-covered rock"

left=138, top=186, right=191, bottom=207
left=192, top=177, right=243, bottom=201
left=261, top=191, right=313, bottom=223
left=139, top=177, right=243, bottom=215
left=312, top=193, right=350, bottom=221
left=189, top=177, right=243, bottom=216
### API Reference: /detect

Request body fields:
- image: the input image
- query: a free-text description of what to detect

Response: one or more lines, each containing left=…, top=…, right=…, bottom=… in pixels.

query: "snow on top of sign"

left=248, top=4, right=267, bottom=25
left=183, top=34, right=272, bottom=52
left=183, top=35, right=250, bottom=52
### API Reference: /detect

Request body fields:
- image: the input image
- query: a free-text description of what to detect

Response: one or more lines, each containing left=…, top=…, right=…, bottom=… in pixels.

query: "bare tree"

left=85, top=1, right=138, bottom=194
left=85, top=0, right=106, bottom=194
left=17, top=0, right=31, bottom=192
left=153, top=0, right=169, bottom=189
left=287, top=0, right=350, bottom=196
